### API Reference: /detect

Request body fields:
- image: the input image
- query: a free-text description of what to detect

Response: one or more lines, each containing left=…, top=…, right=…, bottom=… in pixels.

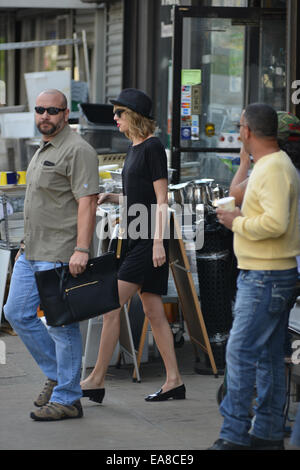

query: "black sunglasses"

left=114, top=108, right=126, bottom=118
left=35, top=106, right=66, bottom=115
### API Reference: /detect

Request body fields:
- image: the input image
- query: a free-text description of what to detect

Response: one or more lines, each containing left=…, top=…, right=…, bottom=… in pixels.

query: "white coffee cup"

left=217, top=196, right=235, bottom=212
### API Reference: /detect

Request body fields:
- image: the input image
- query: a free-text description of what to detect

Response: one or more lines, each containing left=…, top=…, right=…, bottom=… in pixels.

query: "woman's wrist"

left=107, top=193, right=120, bottom=204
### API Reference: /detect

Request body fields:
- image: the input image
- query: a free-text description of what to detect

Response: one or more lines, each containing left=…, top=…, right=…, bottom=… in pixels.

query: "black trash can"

left=196, top=250, right=233, bottom=338
left=195, top=213, right=237, bottom=372
left=197, top=210, right=235, bottom=251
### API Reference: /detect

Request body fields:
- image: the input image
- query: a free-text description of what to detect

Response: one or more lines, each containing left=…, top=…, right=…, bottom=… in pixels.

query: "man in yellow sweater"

left=210, top=103, right=300, bottom=450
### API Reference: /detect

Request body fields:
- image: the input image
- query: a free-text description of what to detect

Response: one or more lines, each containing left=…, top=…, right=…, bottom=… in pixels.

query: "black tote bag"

left=35, top=251, right=120, bottom=327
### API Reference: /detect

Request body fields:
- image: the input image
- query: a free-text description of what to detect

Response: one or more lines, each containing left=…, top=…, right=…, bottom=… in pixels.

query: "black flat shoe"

left=82, top=388, right=105, bottom=404
left=145, top=384, right=186, bottom=402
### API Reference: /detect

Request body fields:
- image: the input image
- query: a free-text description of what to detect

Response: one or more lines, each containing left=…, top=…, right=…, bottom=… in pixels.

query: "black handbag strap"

left=54, top=261, right=69, bottom=298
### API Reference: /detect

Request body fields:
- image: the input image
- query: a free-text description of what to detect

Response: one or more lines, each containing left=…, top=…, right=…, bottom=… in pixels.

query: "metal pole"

left=82, top=30, right=91, bottom=96
left=73, top=32, right=82, bottom=81
left=0, top=194, right=10, bottom=247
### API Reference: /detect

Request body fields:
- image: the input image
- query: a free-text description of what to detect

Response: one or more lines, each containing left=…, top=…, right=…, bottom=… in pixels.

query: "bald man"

left=4, top=90, right=99, bottom=421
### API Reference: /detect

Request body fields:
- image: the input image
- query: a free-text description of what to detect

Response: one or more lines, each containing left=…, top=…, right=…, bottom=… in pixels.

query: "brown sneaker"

left=30, top=400, right=83, bottom=421
left=34, top=379, right=57, bottom=407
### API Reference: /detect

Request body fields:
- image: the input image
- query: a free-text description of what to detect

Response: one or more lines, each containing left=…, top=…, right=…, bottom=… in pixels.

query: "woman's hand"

left=97, top=193, right=109, bottom=205
left=98, top=193, right=121, bottom=205
left=153, top=241, right=166, bottom=267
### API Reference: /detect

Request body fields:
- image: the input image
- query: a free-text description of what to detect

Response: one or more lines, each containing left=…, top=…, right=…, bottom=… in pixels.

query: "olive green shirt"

left=24, top=124, right=99, bottom=262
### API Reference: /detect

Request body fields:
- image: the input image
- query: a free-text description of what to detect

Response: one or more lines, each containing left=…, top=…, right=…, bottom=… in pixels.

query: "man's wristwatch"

left=74, top=246, right=89, bottom=254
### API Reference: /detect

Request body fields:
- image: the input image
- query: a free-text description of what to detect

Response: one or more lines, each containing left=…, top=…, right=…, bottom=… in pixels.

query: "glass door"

left=171, top=5, right=286, bottom=186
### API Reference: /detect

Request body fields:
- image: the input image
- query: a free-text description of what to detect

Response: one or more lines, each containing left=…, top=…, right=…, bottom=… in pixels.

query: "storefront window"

left=170, top=3, right=287, bottom=185
left=180, top=17, right=245, bottom=149
left=180, top=151, right=237, bottom=187
left=259, top=17, right=286, bottom=110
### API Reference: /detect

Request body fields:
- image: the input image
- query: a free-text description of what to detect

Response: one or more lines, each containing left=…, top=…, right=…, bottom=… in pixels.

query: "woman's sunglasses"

left=35, top=106, right=66, bottom=115
left=114, top=108, right=126, bottom=118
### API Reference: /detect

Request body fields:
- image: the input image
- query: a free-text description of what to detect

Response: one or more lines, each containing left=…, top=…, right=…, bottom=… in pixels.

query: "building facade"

left=0, top=0, right=299, bottom=183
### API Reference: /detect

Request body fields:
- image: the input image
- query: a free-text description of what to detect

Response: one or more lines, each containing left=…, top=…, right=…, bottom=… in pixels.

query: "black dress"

left=117, top=136, right=169, bottom=295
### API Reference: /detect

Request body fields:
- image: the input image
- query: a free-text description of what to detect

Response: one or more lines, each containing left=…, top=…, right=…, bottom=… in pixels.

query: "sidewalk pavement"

left=0, top=328, right=298, bottom=451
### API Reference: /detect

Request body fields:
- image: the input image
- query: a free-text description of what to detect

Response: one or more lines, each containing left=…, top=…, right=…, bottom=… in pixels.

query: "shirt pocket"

left=37, top=165, right=68, bottom=190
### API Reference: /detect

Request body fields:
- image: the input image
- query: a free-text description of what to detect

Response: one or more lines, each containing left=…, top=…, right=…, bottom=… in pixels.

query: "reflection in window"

left=259, top=18, right=286, bottom=110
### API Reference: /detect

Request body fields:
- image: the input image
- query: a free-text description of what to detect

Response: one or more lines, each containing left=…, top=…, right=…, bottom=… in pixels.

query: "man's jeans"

left=4, top=254, right=82, bottom=405
left=220, top=268, right=297, bottom=446
left=291, top=405, right=300, bottom=447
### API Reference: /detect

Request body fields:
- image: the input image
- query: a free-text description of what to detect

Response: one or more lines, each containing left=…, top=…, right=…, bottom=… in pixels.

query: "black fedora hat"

left=110, top=88, right=154, bottom=120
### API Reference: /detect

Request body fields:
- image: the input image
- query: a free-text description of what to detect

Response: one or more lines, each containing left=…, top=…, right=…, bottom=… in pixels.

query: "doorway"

left=171, top=5, right=286, bottom=185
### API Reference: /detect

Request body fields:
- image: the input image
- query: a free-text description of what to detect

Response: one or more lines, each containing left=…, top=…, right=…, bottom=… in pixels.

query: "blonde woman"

left=81, top=89, right=185, bottom=403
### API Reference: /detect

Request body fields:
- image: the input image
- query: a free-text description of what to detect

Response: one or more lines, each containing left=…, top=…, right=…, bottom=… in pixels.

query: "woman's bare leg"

left=81, top=280, right=139, bottom=389
left=140, top=292, right=183, bottom=392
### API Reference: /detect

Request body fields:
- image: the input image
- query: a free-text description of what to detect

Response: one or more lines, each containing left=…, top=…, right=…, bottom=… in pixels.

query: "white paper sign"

left=25, top=70, right=71, bottom=112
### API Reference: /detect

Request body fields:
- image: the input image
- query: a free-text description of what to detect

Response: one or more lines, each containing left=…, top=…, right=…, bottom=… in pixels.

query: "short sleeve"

left=67, top=143, right=99, bottom=199
left=145, top=139, right=168, bottom=182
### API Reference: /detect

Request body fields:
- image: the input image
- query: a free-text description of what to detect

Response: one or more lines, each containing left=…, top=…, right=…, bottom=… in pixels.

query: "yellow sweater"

left=232, top=150, right=300, bottom=270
